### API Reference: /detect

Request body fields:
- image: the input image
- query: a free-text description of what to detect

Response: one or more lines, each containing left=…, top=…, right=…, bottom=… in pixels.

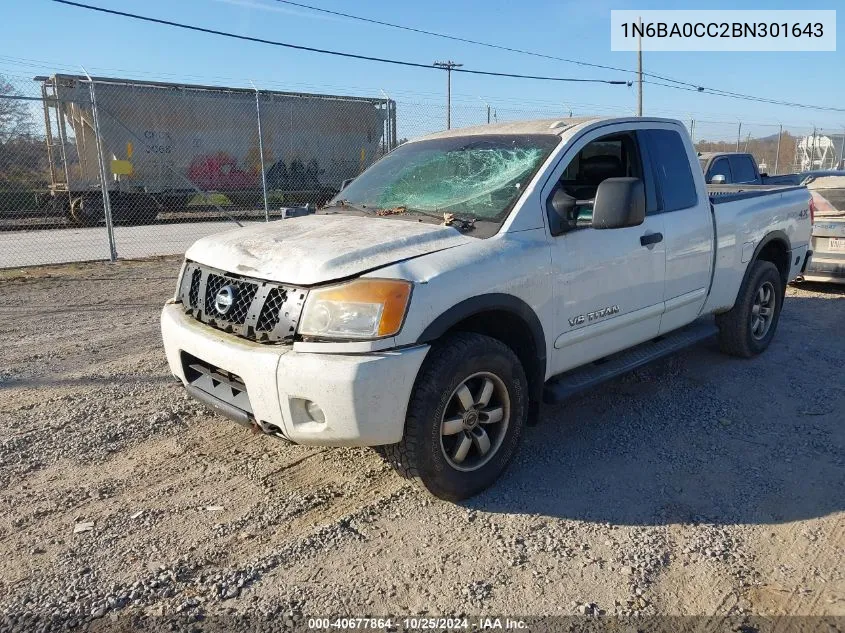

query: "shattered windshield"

left=331, top=134, right=560, bottom=222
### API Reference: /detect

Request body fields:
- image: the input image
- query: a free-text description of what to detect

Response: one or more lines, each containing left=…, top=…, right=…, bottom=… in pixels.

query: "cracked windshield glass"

left=331, top=134, right=560, bottom=224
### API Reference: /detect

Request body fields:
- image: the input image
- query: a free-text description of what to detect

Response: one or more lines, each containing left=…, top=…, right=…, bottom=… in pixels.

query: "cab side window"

left=642, top=129, right=698, bottom=212
left=548, top=132, right=644, bottom=233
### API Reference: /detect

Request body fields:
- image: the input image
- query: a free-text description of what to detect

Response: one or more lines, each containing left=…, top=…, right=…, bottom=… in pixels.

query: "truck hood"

left=185, top=214, right=474, bottom=285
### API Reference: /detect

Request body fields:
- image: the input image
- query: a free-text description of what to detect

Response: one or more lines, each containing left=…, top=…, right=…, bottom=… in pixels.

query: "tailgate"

left=810, top=213, right=845, bottom=254
left=807, top=175, right=845, bottom=216
left=806, top=180, right=845, bottom=278
left=808, top=180, right=845, bottom=240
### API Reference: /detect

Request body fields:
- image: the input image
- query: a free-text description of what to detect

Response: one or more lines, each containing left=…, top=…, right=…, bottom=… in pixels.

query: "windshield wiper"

left=323, top=199, right=372, bottom=213
left=401, top=207, right=477, bottom=231
left=327, top=202, right=477, bottom=231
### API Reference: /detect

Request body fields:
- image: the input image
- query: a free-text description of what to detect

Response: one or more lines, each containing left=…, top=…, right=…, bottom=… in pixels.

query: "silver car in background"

left=803, top=174, right=845, bottom=283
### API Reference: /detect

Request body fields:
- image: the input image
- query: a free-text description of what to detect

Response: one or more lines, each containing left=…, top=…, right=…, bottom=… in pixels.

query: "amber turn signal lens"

left=299, top=278, right=413, bottom=339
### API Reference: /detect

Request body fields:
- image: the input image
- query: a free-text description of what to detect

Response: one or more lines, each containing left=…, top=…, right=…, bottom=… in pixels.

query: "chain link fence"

left=688, top=119, right=827, bottom=175
left=0, top=71, right=842, bottom=269
left=0, top=73, right=400, bottom=267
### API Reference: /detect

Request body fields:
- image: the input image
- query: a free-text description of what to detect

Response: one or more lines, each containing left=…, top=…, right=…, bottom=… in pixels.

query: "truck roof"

left=415, top=116, right=684, bottom=141
left=697, top=151, right=752, bottom=160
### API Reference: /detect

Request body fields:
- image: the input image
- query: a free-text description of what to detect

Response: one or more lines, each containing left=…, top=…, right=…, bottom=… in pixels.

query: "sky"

left=4, top=0, right=845, bottom=139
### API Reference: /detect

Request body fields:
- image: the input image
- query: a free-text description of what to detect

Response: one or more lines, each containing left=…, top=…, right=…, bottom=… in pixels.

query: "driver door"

left=544, top=125, right=666, bottom=376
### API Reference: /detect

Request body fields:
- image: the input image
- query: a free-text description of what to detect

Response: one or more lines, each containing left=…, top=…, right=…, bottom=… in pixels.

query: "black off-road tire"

left=381, top=332, right=528, bottom=501
left=716, top=260, right=784, bottom=358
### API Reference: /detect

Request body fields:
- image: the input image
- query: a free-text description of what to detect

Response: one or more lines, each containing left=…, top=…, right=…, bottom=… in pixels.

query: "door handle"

left=640, top=232, right=663, bottom=247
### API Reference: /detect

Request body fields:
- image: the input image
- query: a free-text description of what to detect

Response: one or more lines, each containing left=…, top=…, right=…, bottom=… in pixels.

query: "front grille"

left=188, top=269, right=201, bottom=307
left=177, top=262, right=306, bottom=343
left=204, top=273, right=258, bottom=326
left=256, top=286, right=285, bottom=332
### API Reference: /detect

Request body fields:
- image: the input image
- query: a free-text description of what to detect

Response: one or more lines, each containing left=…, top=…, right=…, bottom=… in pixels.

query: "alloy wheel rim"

left=750, top=281, right=776, bottom=340
left=439, top=371, right=510, bottom=472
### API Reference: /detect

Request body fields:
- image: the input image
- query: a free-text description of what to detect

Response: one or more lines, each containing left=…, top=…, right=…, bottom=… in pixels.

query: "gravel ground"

left=0, top=257, right=843, bottom=631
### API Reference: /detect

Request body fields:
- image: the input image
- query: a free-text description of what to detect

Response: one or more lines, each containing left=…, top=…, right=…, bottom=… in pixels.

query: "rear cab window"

left=728, top=155, right=759, bottom=183
left=641, top=129, right=698, bottom=212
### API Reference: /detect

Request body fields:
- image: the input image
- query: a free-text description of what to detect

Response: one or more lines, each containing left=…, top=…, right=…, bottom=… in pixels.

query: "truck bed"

left=708, top=184, right=806, bottom=204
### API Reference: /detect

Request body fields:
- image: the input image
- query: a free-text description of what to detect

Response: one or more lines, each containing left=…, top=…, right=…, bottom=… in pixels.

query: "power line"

left=273, top=0, right=691, bottom=86
left=272, top=0, right=845, bottom=114
left=40, top=1, right=845, bottom=115
left=50, top=1, right=630, bottom=86
left=0, top=54, right=836, bottom=124
left=0, top=53, right=635, bottom=111
left=642, top=79, right=845, bottom=114
left=0, top=53, right=454, bottom=101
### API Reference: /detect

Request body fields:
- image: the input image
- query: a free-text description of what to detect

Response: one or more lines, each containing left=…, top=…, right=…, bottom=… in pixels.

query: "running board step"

left=543, top=319, right=719, bottom=404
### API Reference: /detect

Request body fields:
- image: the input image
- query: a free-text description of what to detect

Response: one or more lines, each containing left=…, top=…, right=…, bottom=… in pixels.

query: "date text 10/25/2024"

left=307, top=617, right=529, bottom=630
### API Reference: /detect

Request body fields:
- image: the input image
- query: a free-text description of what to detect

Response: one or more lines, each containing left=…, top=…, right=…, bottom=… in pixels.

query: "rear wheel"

left=381, top=333, right=527, bottom=501
left=716, top=260, right=784, bottom=358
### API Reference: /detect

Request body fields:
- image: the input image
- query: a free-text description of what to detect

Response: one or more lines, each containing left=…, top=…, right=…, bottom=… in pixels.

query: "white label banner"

left=611, top=10, right=836, bottom=51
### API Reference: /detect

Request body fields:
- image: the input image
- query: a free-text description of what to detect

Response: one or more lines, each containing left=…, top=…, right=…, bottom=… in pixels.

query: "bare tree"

left=0, top=76, right=33, bottom=143
left=0, top=75, right=47, bottom=187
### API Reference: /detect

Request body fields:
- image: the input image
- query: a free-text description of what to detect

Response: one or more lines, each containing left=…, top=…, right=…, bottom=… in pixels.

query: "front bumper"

left=160, top=301, right=430, bottom=446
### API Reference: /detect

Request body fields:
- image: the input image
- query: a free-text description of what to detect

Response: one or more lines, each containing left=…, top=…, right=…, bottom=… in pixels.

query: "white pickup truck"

left=161, top=116, right=812, bottom=500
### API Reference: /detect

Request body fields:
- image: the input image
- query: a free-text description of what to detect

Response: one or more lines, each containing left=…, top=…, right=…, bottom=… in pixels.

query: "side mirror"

left=547, top=186, right=593, bottom=235
left=340, top=178, right=355, bottom=191
left=548, top=186, right=577, bottom=221
left=709, top=174, right=726, bottom=185
left=591, top=177, right=645, bottom=230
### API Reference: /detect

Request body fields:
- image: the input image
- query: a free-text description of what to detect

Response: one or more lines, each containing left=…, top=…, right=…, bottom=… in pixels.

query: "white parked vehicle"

left=801, top=174, right=845, bottom=283
left=161, top=117, right=813, bottom=500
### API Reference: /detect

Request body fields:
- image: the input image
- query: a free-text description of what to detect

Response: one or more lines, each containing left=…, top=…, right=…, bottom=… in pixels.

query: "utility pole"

left=434, top=60, right=462, bottom=129
left=637, top=17, right=643, bottom=116
left=774, top=124, right=782, bottom=174
left=736, top=122, right=742, bottom=152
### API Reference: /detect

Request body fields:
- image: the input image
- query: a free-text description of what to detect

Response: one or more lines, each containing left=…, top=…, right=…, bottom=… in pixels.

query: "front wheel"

left=381, top=333, right=527, bottom=501
left=716, top=260, right=784, bottom=358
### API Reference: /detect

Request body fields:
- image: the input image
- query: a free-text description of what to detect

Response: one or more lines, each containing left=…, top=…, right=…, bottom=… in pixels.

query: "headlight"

left=299, top=278, right=413, bottom=340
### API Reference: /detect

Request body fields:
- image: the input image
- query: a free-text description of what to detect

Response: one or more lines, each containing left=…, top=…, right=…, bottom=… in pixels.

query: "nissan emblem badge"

left=214, top=285, right=236, bottom=316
